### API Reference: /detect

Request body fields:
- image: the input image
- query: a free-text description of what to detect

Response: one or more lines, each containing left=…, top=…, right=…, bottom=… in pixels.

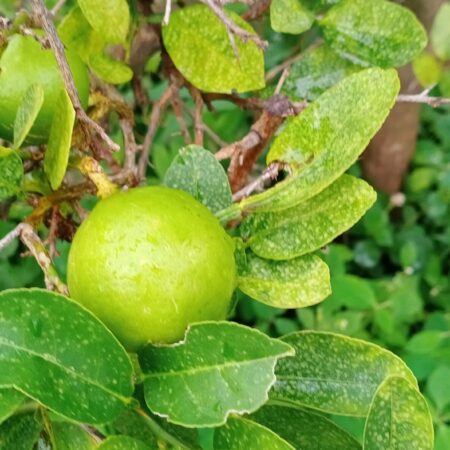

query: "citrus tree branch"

left=30, top=0, right=120, bottom=154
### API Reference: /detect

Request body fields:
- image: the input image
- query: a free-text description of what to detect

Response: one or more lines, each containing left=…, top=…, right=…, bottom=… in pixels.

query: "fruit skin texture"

left=67, top=186, right=237, bottom=351
left=0, top=34, right=89, bottom=144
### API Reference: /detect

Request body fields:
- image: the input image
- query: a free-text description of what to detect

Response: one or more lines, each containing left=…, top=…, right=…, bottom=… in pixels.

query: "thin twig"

left=397, top=93, right=450, bottom=107
left=201, top=0, right=268, bottom=49
left=188, top=86, right=205, bottom=146
left=31, top=0, right=120, bottom=154
left=50, top=0, right=66, bottom=16
left=171, top=91, right=192, bottom=145
left=138, top=83, right=181, bottom=180
left=163, top=0, right=172, bottom=25
left=275, top=68, right=290, bottom=95
left=20, top=224, right=68, bottom=295
left=232, top=162, right=282, bottom=202
left=0, top=223, right=24, bottom=253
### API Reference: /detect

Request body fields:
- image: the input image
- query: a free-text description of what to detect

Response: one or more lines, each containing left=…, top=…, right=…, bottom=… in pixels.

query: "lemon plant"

left=0, top=0, right=440, bottom=448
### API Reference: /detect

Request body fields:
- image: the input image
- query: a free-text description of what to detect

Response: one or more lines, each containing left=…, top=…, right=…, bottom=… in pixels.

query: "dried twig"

left=138, top=82, right=181, bottom=180
left=0, top=223, right=24, bottom=252
left=0, top=223, right=68, bottom=294
left=171, top=91, right=192, bottom=145
left=31, top=0, right=120, bottom=154
left=232, top=162, right=282, bottom=202
left=188, top=86, right=205, bottom=146
left=201, top=0, right=268, bottom=49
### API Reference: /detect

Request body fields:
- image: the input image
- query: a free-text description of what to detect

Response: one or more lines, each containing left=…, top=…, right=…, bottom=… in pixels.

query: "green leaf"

left=426, top=366, right=450, bottom=411
left=241, top=68, right=399, bottom=212
left=0, top=146, right=23, bottom=201
left=89, top=53, right=133, bottom=85
left=363, top=376, right=433, bottom=450
left=52, top=422, right=97, bottom=450
left=109, top=409, right=159, bottom=448
left=271, top=331, right=417, bottom=416
left=412, top=53, right=443, bottom=88
left=214, top=417, right=294, bottom=450
left=405, top=331, right=443, bottom=354
left=164, top=145, right=232, bottom=213
left=431, top=3, right=450, bottom=61
left=237, top=251, right=331, bottom=308
left=327, top=275, right=377, bottom=310
left=0, top=413, right=43, bottom=450
left=139, top=321, right=294, bottom=427
left=250, top=404, right=362, bottom=450
left=0, top=389, right=24, bottom=423
left=270, top=0, right=315, bottom=35
left=78, top=0, right=130, bottom=44
left=281, top=45, right=361, bottom=101
left=97, top=436, right=152, bottom=450
left=0, top=288, right=133, bottom=424
left=13, top=84, right=44, bottom=149
left=320, top=0, right=427, bottom=68
left=162, top=4, right=265, bottom=93
left=242, top=175, right=376, bottom=259
left=44, top=90, right=75, bottom=190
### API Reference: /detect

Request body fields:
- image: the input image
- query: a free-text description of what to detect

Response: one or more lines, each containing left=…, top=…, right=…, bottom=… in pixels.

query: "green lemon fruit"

left=67, top=186, right=237, bottom=351
left=0, top=34, right=89, bottom=144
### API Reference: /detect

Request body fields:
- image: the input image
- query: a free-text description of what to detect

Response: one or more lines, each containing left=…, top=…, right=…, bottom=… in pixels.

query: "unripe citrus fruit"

left=67, top=187, right=237, bottom=351
left=0, top=34, right=89, bottom=144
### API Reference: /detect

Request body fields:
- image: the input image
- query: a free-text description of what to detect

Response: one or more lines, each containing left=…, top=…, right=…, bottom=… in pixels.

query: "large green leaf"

left=0, top=289, right=133, bottom=424
left=164, top=145, right=232, bottom=213
left=44, top=90, right=75, bottom=190
left=280, top=45, right=361, bottom=101
left=0, top=413, right=43, bottom=450
left=13, top=84, right=44, bottom=149
left=364, top=376, right=434, bottom=450
left=431, top=3, right=450, bottom=61
left=0, top=146, right=23, bottom=201
left=271, top=331, right=417, bottom=416
left=270, top=0, right=314, bottom=35
left=139, top=321, right=293, bottom=427
left=78, top=0, right=130, bottom=44
left=241, top=68, right=399, bottom=212
left=237, top=251, right=330, bottom=308
left=0, top=389, right=24, bottom=423
left=52, top=422, right=97, bottom=450
left=162, top=4, right=265, bottom=93
left=214, top=417, right=294, bottom=450
left=242, top=175, right=376, bottom=259
left=97, top=436, right=152, bottom=450
left=250, top=404, right=361, bottom=450
left=320, top=0, right=427, bottom=67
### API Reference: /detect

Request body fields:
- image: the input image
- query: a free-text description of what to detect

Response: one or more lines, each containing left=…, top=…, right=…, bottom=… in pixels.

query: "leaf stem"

left=135, top=408, right=191, bottom=449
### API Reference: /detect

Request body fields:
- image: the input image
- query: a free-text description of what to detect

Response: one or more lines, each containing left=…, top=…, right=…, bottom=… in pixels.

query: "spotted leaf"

left=0, top=289, right=133, bottom=424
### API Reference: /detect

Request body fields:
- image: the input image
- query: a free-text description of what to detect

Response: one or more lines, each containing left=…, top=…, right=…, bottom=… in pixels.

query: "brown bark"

left=361, top=0, right=444, bottom=194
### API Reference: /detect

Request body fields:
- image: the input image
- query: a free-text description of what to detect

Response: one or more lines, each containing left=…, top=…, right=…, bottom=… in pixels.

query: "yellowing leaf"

left=78, top=0, right=130, bottom=44
left=13, top=84, right=44, bottom=149
left=241, top=68, right=399, bottom=212
left=44, top=90, right=75, bottom=190
left=162, top=4, right=265, bottom=93
left=431, top=3, right=450, bottom=61
left=364, top=377, right=434, bottom=450
left=270, top=0, right=314, bottom=35
left=242, top=175, right=376, bottom=260
left=320, top=0, right=427, bottom=68
left=237, top=252, right=330, bottom=308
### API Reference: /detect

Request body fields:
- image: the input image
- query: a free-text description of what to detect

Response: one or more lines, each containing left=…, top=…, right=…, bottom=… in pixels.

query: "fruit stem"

left=215, top=203, right=242, bottom=225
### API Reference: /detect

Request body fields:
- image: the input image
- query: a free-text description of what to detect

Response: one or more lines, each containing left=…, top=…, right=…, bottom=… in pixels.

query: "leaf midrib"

left=0, top=337, right=129, bottom=402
